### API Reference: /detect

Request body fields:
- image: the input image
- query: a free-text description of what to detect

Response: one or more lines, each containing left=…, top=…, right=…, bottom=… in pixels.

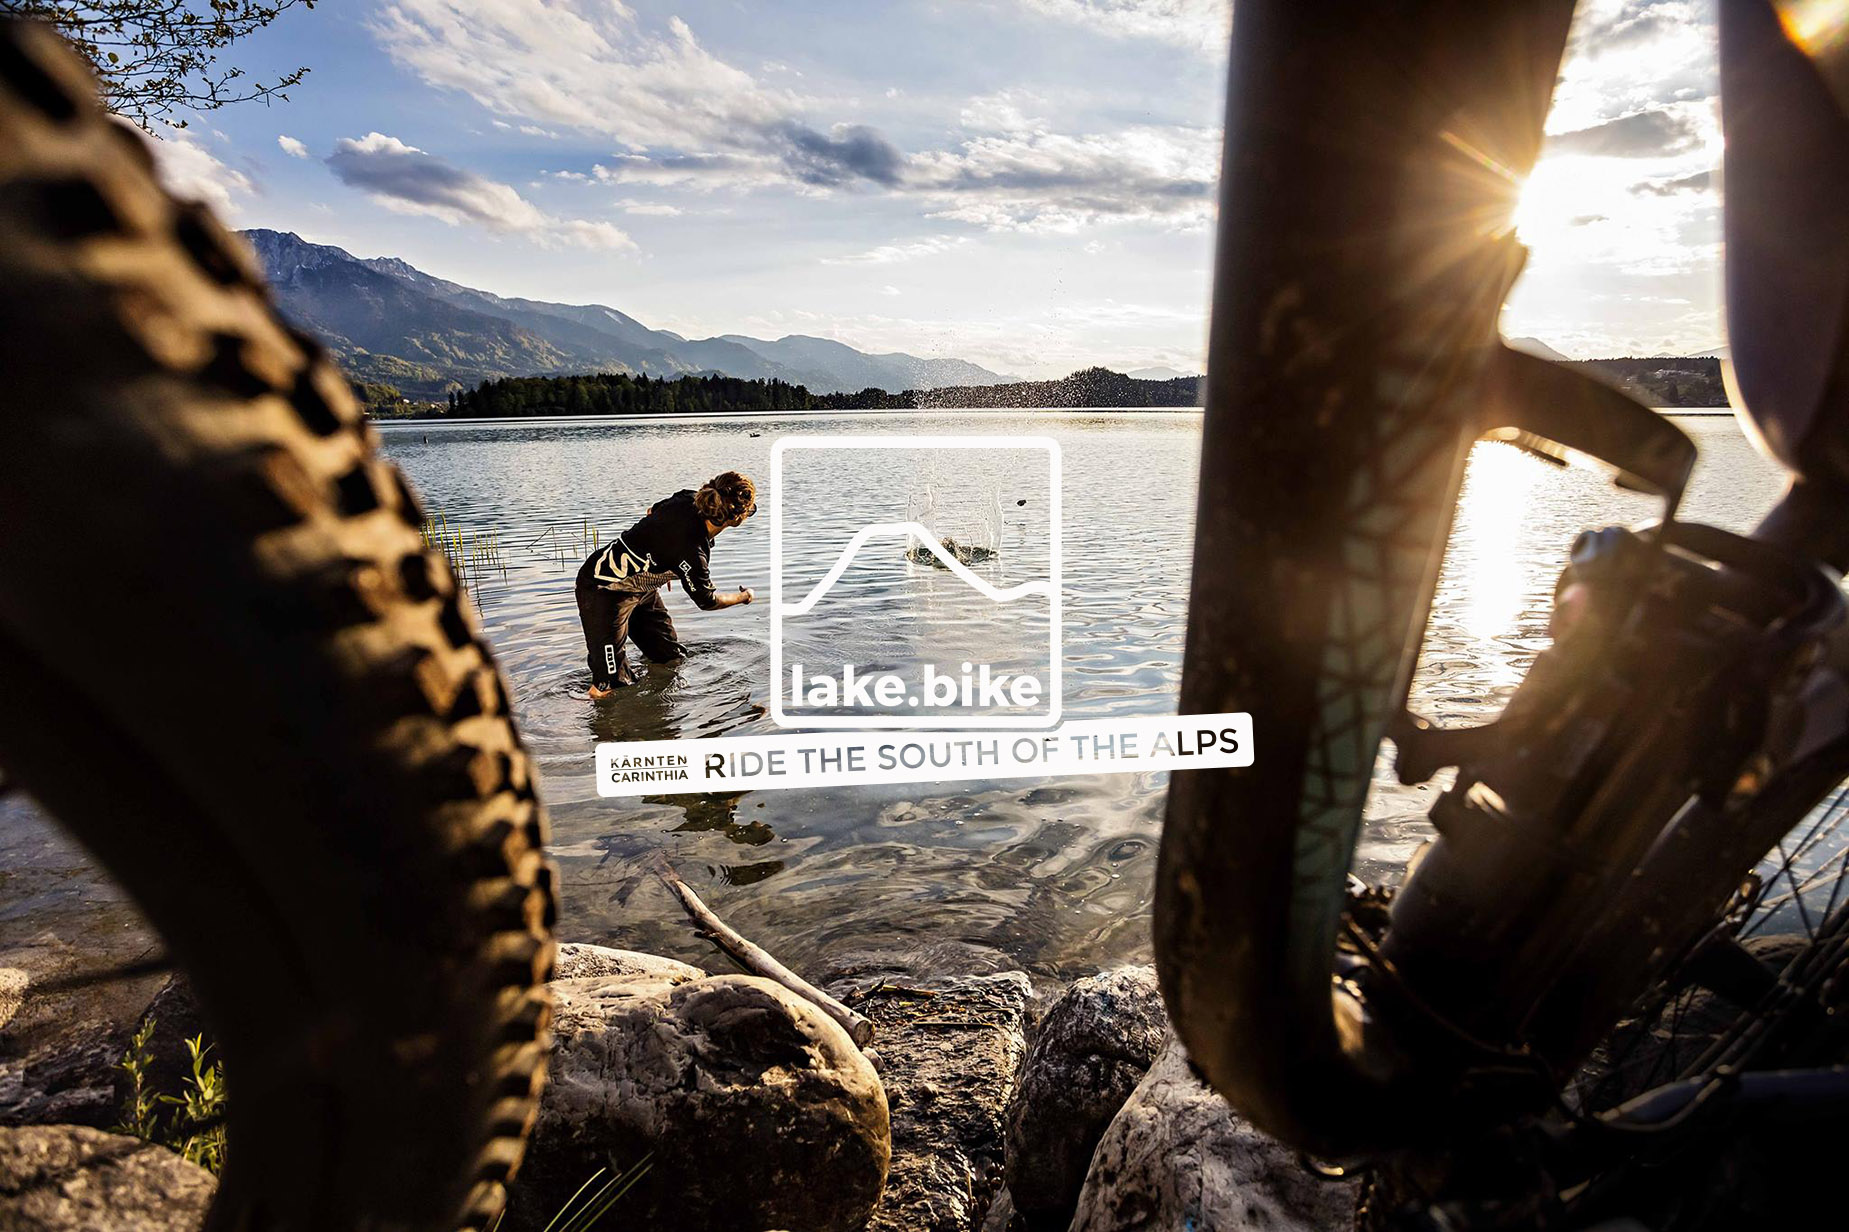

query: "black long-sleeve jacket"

left=580, top=489, right=719, bottom=609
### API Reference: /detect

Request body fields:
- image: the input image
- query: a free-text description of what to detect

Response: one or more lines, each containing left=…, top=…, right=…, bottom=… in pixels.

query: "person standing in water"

left=575, top=470, right=756, bottom=698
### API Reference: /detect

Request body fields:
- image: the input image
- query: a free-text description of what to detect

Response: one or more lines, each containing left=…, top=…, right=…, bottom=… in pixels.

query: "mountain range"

left=240, top=229, right=1014, bottom=397
left=1507, top=336, right=1571, bottom=362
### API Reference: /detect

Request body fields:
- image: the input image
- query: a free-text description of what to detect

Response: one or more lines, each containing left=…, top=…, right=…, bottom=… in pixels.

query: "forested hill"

left=916, top=367, right=1200, bottom=408
left=446, top=372, right=901, bottom=417
left=1568, top=357, right=1727, bottom=407
left=439, top=366, right=1201, bottom=418
left=424, top=357, right=1727, bottom=420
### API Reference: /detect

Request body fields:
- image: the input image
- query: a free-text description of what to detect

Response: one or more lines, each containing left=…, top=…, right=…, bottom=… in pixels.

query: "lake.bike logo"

left=770, top=435, right=1063, bottom=729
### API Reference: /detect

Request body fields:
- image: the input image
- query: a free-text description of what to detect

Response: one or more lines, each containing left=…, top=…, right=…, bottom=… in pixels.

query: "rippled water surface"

left=0, top=411, right=1797, bottom=987
left=386, top=410, right=1787, bottom=979
left=388, top=412, right=1206, bottom=977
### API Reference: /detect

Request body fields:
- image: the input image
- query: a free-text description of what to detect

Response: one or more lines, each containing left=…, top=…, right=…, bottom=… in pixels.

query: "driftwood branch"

left=651, top=855, right=874, bottom=1048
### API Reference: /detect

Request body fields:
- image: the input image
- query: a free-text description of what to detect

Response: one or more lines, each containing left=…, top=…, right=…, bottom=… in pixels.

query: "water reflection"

left=1452, top=443, right=1548, bottom=644
left=1413, top=438, right=1657, bottom=727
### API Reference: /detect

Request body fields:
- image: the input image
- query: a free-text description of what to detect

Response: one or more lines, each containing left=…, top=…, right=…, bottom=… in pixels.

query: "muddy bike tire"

left=0, top=20, right=555, bottom=1231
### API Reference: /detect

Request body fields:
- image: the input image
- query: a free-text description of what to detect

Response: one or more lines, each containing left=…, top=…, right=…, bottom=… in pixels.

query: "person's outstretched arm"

left=675, top=537, right=753, bottom=611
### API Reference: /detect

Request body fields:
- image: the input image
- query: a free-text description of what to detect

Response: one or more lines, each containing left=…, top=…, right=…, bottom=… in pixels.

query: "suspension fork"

left=1155, top=1, right=1578, bottom=1157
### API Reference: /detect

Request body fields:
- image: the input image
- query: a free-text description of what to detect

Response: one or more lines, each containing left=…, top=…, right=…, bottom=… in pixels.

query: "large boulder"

left=1071, top=1035, right=1356, bottom=1232
left=550, top=942, right=703, bottom=983
left=850, top=972, right=1033, bottom=1232
left=1005, top=965, right=1167, bottom=1225
left=5, top=973, right=218, bottom=1135
left=0, top=933, right=169, bottom=1132
left=505, top=973, right=888, bottom=1232
left=0, top=1124, right=214, bottom=1230
left=0, top=1028, right=123, bottom=1130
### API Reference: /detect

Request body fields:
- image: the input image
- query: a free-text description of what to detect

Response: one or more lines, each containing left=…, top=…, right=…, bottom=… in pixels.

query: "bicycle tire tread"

left=0, top=19, right=554, bottom=1231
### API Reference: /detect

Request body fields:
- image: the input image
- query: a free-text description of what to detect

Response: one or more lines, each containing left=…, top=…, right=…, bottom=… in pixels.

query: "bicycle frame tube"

left=1156, top=1, right=1576, bottom=1156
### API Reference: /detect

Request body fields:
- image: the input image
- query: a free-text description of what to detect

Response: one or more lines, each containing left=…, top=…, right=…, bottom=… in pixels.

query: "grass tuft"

left=115, top=1018, right=227, bottom=1173
left=484, top=1156, right=652, bottom=1232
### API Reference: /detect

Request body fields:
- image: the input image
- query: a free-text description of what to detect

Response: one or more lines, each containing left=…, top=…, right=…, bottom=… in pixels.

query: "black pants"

left=575, top=578, right=683, bottom=687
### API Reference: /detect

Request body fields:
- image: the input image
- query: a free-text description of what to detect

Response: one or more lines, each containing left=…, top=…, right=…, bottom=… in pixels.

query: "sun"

left=1511, top=157, right=1588, bottom=252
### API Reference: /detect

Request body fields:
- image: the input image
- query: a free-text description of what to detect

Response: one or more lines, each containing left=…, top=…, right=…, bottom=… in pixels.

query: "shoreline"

left=373, top=405, right=1733, bottom=430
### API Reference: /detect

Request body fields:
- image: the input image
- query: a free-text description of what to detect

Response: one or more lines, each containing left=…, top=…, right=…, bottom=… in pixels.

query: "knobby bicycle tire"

left=0, top=20, right=556, bottom=1231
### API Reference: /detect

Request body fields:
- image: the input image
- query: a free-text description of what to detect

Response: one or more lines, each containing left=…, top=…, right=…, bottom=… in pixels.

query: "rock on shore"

left=0, top=1124, right=214, bottom=1230
left=506, top=968, right=889, bottom=1232
left=551, top=941, right=703, bottom=983
left=1071, top=1035, right=1357, bottom=1232
left=848, top=972, right=1032, bottom=1232
left=1005, top=964, right=1167, bottom=1225
left=0, top=1031, right=121, bottom=1131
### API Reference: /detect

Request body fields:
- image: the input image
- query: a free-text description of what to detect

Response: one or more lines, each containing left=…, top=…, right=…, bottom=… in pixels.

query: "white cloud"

left=882, top=284, right=902, bottom=296
left=911, top=125, right=1220, bottom=231
left=145, top=127, right=254, bottom=217
left=372, top=3, right=785, bottom=149
left=1548, top=105, right=1706, bottom=158
left=589, top=151, right=783, bottom=190
left=371, top=0, right=1205, bottom=222
left=1012, top=0, right=1231, bottom=51
left=548, top=218, right=636, bottom=249
left=329, top=131, right=546, bottom=229
left=619, top=198, right=683, bottom=216
left=1548, top=0, right=1716, bottom=134
left=277, top=134, right=310, bottom=159
left=326, top=132, right=634, bottom=250
left=823, top=235, right=969, bottom=265
left=959, top=90, right=1047, bottom=136
left=371, top=3, right=900, bottom=187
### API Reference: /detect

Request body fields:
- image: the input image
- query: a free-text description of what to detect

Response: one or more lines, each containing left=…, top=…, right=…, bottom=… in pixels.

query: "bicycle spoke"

left=1742, top=790, right=1849, bottom=937
left=1578, top=790, right=1849, bottom=1113
left=1823, top=839, right=1849, bottom=924
left=1772, top=839, right=1818, bottom=938
left=1757, top=858, right=1848, bottom=913
left=1572, top=979, right=1684, bottom=1110
left=1780, top=809, right=1845, bottom=885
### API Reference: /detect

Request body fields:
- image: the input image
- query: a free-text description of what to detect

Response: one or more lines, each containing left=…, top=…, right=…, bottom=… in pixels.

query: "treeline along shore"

left=421, top=367, right=1202, bottom=418
left=378, top=357, right=1729, bottom=419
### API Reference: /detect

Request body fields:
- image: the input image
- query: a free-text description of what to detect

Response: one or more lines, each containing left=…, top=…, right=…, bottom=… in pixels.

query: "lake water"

left=390, top=410, right=1787, bottom=981
left=0, top=410, right=1800, bottom=991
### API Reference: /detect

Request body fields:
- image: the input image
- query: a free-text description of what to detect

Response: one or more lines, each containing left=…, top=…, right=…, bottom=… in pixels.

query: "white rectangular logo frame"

left=770, top=434, right=1063, bottom=729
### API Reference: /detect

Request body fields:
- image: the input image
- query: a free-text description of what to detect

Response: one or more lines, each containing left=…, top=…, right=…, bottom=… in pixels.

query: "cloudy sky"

left=152, top=0, right=1726, bottom=377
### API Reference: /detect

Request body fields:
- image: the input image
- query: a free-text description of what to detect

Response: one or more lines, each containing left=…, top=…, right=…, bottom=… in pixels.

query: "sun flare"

left=1512, top=157, right=1597, bottom=252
